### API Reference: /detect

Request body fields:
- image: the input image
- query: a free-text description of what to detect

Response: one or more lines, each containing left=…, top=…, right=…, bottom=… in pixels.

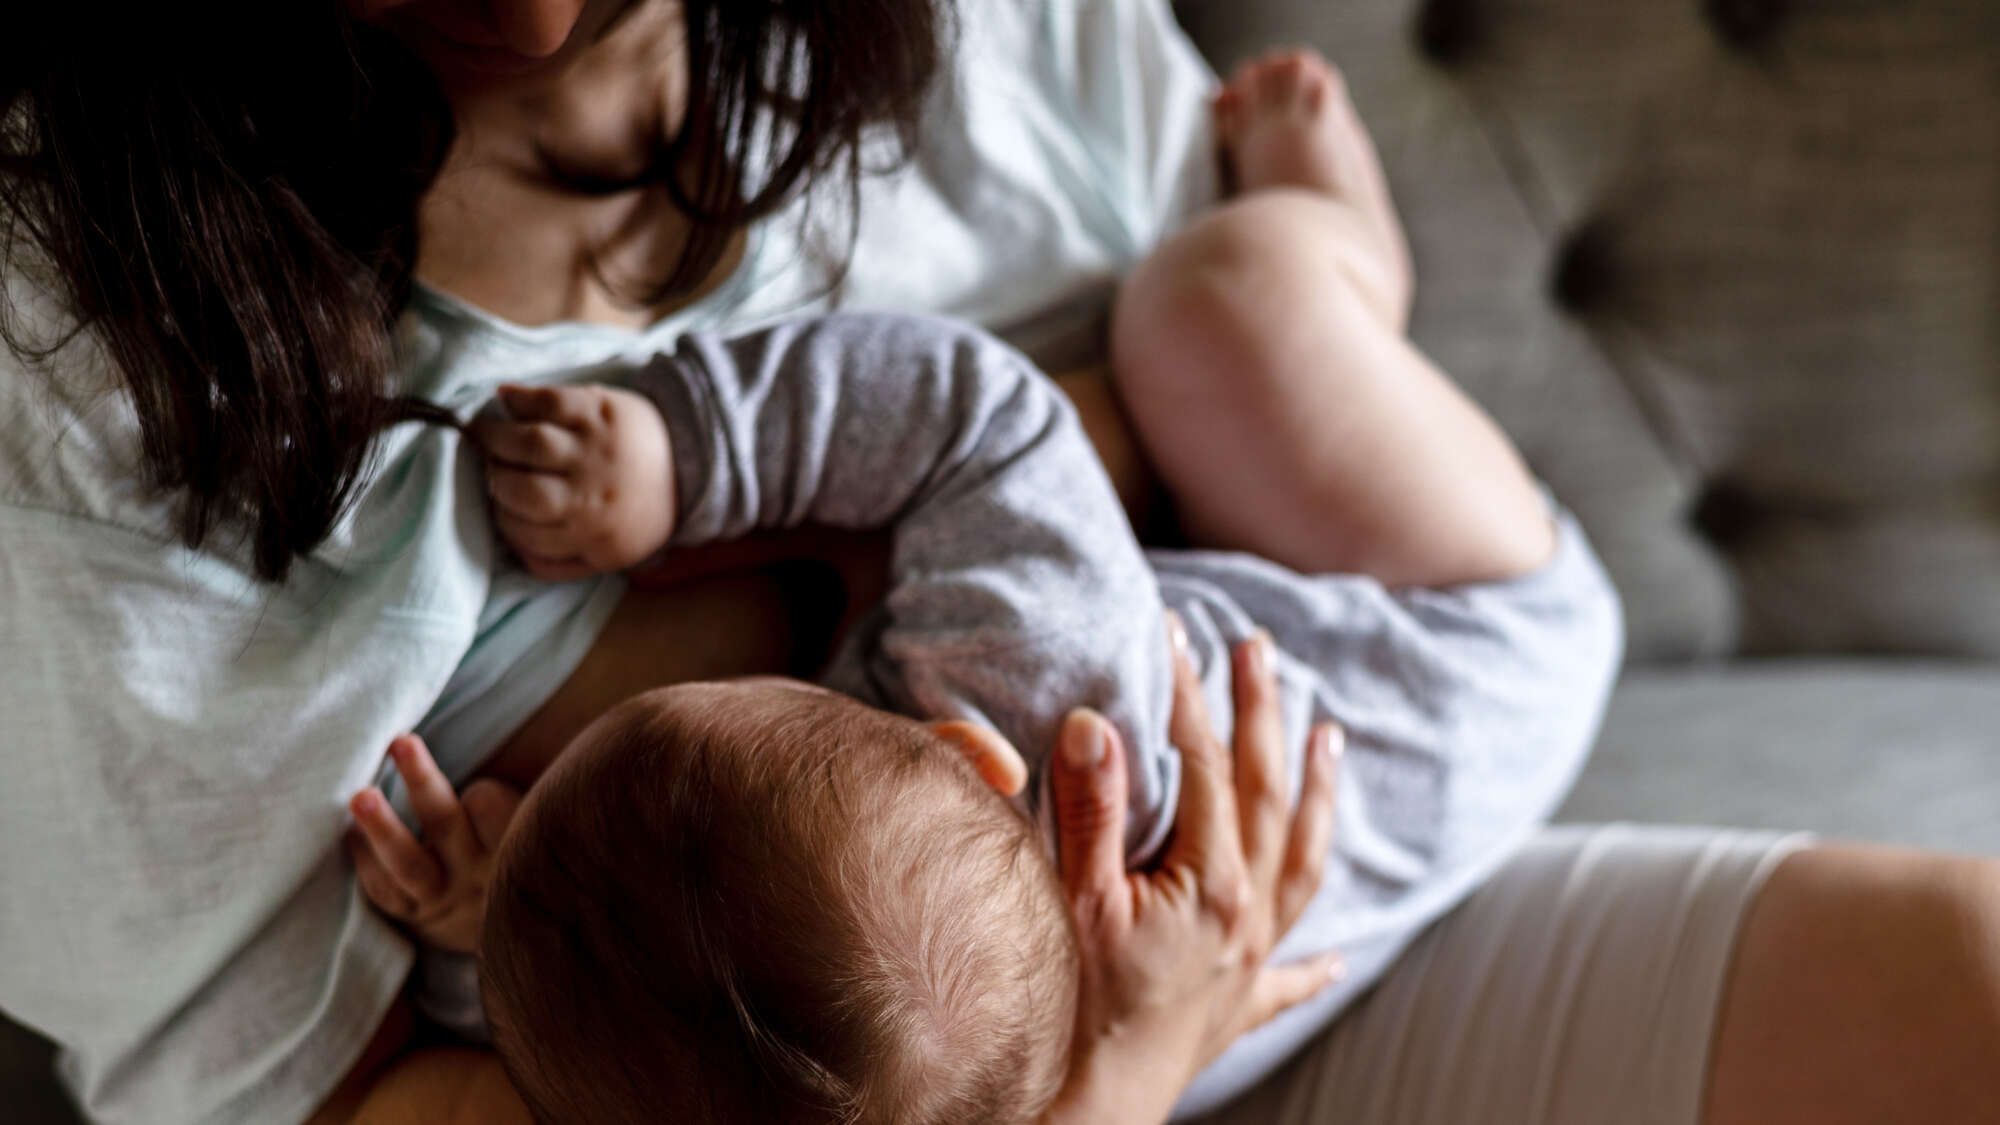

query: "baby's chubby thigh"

left=1109, top=192, right=1551, bottom=587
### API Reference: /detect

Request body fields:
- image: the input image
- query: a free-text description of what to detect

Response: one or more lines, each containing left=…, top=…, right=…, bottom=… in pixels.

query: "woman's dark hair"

left=0, top=0, right=944, bottom=582
left=643, top=0, right=945, bottom=301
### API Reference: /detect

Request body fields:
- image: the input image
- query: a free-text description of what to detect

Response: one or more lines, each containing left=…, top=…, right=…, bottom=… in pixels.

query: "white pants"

left=1192, top=825, right=1810, bottom=1125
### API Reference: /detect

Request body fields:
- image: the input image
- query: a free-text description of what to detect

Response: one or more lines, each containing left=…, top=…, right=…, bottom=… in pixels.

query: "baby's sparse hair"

left=481, top=682, right=1079, bottom=1125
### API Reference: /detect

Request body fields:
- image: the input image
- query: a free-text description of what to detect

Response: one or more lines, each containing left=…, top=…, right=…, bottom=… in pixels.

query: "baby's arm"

left=630, top=313, right=1181, bottom=856
left=347, top=736, right=521, bottom=1042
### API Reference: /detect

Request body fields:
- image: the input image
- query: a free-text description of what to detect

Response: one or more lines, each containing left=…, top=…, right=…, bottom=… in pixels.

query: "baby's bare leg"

left=1113, top=191, right=1551, bottom=586
left=1110, top=55, right=1550, bottom=587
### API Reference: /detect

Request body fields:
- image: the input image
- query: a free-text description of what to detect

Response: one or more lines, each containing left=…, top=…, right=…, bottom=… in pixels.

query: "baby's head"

left=481, top=679, right=1078, bottom=1125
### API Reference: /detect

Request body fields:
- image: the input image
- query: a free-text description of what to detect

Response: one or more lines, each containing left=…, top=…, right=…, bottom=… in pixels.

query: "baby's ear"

left=929, top=720, right=1029, bottom=797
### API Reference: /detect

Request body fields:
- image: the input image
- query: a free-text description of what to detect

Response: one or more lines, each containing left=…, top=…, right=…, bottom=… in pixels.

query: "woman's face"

left=349, top=0, right=633, bottom=82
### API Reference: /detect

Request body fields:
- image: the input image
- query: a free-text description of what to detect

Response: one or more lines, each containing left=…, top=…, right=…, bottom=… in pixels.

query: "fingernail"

left=1166, top=611, right=1189, bottom=655
left=353, top=791, right=380, bottom=815
left=1248, top=630, right=1273, bottom=678
left=1318, top=724, right=1346, bottom=763
left=1326, top=955, right=1348, bottom=984
left=1061, top=711, right=1108, bottom=771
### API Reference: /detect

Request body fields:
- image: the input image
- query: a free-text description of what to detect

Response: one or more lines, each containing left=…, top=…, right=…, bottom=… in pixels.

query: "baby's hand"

left=346, top=734, right=521, bottom=955
left=471, top=382, right=677, bottom=582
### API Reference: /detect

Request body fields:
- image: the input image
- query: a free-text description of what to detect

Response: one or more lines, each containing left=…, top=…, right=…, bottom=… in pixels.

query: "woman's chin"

left=390, top=15, right=565, bottom=85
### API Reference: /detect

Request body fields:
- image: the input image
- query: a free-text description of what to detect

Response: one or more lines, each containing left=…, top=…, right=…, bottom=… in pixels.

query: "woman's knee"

left=1704, top=846, right=2000, bottom=1124
left=1749, top=847, right=2000, bottom=995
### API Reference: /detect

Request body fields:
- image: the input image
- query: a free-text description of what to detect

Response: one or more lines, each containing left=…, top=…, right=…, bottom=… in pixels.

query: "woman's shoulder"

left=0, top=243, right=168, bottom=535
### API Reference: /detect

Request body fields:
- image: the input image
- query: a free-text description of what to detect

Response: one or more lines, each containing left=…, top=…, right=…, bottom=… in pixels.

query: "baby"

left=346, top=51, right=1621, bottom=1124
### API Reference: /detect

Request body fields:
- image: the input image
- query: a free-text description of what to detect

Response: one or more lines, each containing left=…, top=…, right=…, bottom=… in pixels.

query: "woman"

left=1, top=3, right=1995, bottom=1125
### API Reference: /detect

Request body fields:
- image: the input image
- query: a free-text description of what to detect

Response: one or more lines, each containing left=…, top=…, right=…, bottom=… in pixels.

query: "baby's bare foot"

left=1214, top=50, right=1411, bottom=326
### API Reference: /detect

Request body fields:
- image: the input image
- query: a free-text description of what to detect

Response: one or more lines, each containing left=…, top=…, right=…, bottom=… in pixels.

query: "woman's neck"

left=414, top=0, right=743, bottom=330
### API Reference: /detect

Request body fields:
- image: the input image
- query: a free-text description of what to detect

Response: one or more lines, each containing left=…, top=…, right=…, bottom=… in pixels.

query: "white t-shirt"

left=0, top=3, right=1219, bottom=1122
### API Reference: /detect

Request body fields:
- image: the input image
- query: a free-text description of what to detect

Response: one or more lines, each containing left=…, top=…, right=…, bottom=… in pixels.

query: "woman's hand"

left=346, top=734, right=522, bottom=954
left=1044, top=614, right=1345, bottom=1125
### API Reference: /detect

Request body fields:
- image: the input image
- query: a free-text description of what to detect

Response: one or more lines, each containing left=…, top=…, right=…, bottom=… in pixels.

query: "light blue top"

left=0, top=2, right=1222, bottom=1122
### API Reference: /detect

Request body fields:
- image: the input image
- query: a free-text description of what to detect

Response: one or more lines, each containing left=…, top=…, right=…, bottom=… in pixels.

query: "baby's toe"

left=1251, top=54, right=1308, bottom=102
left=1212, top=84, right=1246, bottom=121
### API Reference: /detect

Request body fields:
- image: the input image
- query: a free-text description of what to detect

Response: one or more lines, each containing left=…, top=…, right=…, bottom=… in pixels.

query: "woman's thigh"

left=1194, top=824, right=1809, bottom=1125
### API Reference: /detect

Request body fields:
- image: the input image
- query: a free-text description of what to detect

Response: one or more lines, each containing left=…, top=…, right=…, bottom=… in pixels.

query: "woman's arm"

left=317, top=1047, right=531, bottom=1125
left=302, top=996, right=415, bottom=1125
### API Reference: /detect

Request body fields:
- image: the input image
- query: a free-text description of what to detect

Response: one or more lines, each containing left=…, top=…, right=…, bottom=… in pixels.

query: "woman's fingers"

left=1164, top=612, right=1217, bottom=754
left=472, top=416, right=582, bottom=472
left=1277, top=723, right=1343, bottom=930
left=1231, top=631, right=1289, bottom=887
left=1241, top=951, right=1346, bottom=1034
left=390, top=736, right=482, bottom=875
left=1052, top=709, right=1133, bottom=932
left=487, top=465, right=572, bottom=523
left=1162, top=613, right=1248, bottom=908
left=348, top=786, right=442, bottom=898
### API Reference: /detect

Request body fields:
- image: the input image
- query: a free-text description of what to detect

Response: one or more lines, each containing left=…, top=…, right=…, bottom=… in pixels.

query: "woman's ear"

left=930, top=720, right=1029, bottom=797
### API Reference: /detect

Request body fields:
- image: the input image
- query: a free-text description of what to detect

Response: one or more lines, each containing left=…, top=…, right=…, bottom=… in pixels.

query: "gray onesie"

left=429, top=312, right=1624, bottom=1113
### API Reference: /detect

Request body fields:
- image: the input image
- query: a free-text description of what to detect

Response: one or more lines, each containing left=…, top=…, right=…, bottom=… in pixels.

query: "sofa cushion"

left=1178, top=0, right=2000, bottom=662
left=1560, top=661, right=2000, bottom=855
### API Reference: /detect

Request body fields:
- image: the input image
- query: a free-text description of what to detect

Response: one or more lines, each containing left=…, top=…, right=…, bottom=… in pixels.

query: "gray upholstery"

left=6, top=1, right=1994, bottom=1119
left=1566, top=663, right=2000, bottom=855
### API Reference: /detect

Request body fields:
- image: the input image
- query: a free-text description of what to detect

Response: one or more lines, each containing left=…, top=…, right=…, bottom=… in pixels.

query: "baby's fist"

left=472, top=383, right=677, bottom=581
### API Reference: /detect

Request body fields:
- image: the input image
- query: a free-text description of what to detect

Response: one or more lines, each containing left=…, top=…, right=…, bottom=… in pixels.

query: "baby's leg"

left=1111, top=52, right=1551, bottom=587
left=1213, top=50, right=1412, bottom=332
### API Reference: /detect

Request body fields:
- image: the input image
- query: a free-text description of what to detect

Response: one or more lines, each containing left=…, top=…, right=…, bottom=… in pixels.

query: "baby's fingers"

left=389, top=736, right=482, bottom=876
left=472, top=416, right=582, bottom=472
left=487, top=465, right=572, bottom=523
left=518, top=554, right=602, bottom=583
left=497, top=383, right=596, bottom=429
left=496, top=511, right=585, bottom=561
left=348, top=786, right=442, bottom=900
left=346, top=828, right=415, bottom=919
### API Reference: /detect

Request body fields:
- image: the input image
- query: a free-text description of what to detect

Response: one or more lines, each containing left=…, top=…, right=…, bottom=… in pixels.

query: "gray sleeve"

left=626, top=313, right=1177, bottom=857
left=1155, top=510, right=1628, bottom=1114
left=411, top=949, right=490, bottom=1045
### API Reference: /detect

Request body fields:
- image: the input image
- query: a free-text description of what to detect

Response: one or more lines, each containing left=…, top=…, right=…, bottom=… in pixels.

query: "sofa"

left=6, top=0, right=1994, bottom=1118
